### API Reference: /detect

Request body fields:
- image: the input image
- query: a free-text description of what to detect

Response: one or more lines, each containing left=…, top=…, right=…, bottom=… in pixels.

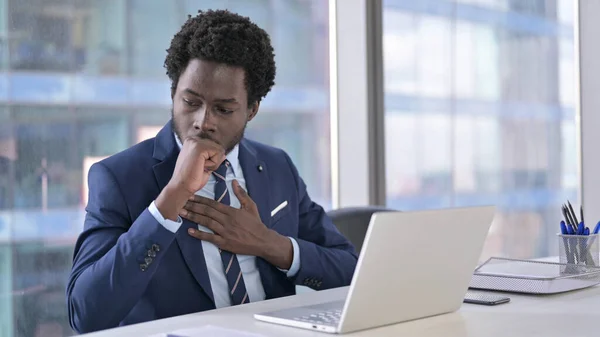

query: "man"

left=66, top=9, right=357, bottom=333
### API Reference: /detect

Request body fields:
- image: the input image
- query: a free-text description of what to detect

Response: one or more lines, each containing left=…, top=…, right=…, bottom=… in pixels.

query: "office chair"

left=327, top=206, right=395, bottom=254
left=294, top=206, right=395, bottom=294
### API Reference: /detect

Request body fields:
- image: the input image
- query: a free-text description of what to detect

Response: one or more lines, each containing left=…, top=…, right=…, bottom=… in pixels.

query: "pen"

left=562, top=205, right=577, bottom=234
left=562, top=205, right=573, bottom=229
left=561, top=222, right=575, bottom=265
left=568, top=201, right=579, bottom=226
left=568, top=208, right=579, bottom=233
left=594, top=222, right=600, bottom=235
left=560, top=221, right=568, bottom=235
left=561, top=205, right=569, bottom=224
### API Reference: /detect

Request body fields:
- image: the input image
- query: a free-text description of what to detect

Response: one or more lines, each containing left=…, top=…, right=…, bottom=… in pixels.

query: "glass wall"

left=0, top=0, right=330, bottom=335
left=383, top=0, right=577, bottom=260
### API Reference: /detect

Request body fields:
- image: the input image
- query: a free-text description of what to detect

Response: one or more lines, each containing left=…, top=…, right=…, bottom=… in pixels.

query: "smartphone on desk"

left=464, top=292, right=510, bottom=306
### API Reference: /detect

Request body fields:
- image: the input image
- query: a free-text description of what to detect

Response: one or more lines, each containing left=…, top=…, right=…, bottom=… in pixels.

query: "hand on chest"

left=193, top=162, right=295, bottom=233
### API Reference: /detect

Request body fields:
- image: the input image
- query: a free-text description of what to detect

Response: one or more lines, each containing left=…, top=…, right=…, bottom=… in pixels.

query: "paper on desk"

left=147, top=325, right=267, bottom=337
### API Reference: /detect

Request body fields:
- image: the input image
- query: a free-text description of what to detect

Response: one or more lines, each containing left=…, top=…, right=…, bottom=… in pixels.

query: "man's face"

left=171, top=59, right=258, bottom=154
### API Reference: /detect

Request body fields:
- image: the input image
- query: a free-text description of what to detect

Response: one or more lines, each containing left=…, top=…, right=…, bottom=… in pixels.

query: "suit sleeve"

left=283, top=154, right=359, bottom=290
left=66, top=162, right=177, bottom=333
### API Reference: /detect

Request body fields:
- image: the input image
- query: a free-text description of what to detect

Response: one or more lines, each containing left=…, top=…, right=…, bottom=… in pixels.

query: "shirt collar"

left=173, top=133, right=240, bottom=176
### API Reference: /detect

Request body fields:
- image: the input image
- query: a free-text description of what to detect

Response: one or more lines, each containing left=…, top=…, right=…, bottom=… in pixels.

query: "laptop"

left=254, top=206, right=496, bottom=334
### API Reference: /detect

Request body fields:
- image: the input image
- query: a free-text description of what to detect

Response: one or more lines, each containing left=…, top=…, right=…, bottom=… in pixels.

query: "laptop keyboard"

left=294, top=309, right=342, bottom=326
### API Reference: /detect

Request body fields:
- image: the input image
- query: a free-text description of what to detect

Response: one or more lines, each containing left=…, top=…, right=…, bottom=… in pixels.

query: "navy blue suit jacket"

left=66, top=122, right=358, bottom=333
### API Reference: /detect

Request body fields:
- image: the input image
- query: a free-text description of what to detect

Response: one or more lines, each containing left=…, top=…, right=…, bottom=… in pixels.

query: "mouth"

left=198, top=133, right=221, bottom=146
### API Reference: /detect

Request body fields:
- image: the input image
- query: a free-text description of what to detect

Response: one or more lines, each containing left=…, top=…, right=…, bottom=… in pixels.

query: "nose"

left=194, top=108, right=217, bottom=133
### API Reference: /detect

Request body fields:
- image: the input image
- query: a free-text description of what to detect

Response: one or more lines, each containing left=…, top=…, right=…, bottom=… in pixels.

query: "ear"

left=247, top=101, right=260, bottom=122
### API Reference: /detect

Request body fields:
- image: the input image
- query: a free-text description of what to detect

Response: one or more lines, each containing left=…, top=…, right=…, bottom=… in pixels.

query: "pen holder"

left=558, top=234, right=599, bottom=272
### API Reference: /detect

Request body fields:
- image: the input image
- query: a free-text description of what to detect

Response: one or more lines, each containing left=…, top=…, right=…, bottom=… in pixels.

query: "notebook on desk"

left=254, top=206, right=496, bottom=334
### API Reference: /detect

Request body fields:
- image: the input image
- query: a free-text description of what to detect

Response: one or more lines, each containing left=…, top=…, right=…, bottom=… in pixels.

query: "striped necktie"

left=213, top=160, right=249, bottom=305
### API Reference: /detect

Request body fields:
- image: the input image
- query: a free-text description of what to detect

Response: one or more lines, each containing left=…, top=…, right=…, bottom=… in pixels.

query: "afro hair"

left=164, top=9, right=276, bottom=106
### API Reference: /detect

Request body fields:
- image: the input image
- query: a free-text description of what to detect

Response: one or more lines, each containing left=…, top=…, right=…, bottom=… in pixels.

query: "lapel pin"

left=257, top=165, right=263, bottom=172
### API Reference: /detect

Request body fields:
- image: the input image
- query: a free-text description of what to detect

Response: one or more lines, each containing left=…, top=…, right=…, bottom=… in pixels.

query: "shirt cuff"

left=278, top=237, right=301, bottom=277
left=148, top=200, right=183, bottom=233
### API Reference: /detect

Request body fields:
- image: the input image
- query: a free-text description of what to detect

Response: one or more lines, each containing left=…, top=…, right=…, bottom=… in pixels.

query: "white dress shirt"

left=148, top=135, right=300, bottom=308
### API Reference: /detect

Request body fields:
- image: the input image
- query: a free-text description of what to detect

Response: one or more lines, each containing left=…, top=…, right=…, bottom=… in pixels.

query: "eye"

left=183, top=98, right=200, bottom=107
left=217, top=107, right=233, bottom=114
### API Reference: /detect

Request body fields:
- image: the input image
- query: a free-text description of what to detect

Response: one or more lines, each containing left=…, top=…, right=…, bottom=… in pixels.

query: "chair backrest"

left=327, top=206, right=395, bottom=253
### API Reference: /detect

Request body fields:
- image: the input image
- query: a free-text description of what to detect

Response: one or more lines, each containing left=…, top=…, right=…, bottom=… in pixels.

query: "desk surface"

left=81, top=284, right=600, bottom=337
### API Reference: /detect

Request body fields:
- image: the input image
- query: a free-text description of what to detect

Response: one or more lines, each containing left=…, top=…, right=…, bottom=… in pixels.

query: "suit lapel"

left=152, top=122, right=215, bottom=306
left=175, top=219, right=215, bottom=305
left=238, top=139, right=272, bottom=227
left=238, top=139, right=276, bottom=295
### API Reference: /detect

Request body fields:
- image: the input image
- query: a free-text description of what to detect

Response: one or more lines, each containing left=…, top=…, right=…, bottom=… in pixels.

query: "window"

left=383, top=0, right=577, bottom=260
left=0, top=0, right=330, bottom=335
left=0, top=0, right=7, bottom=71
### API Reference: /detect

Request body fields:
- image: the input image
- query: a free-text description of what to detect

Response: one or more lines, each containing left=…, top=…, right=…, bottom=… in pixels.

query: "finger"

left=232, top=180, right=258, bottom=212
left=201, top=140, right=226, bottom=164
left=185, top=137, right=225, bottom=172
left=187, top=228, right=224, bottom=246
left=232, top=180, right=247, bottom=199
left=182, top=202, right=228, bottom=225
left=204, top=154, right=226, bottom=172
left=179, top=209, right=224, bottom=233
left=188, top=195, right=231, bottom=214
left=203, top=160, right=219, bottom=173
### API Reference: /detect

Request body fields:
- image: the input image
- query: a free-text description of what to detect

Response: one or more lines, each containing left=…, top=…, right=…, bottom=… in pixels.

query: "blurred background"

left=0, top=0, right=577, bottom=336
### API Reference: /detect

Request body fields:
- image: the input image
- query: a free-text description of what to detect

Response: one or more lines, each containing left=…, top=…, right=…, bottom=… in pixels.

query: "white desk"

left=80, top=284, right=600, bottom=337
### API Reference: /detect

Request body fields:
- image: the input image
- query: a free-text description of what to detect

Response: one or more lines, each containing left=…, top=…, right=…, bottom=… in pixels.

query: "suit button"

left=152, top=244, right=160, bottom=252
left=147, top=249, right=156, bottom=258
left=317, top=281, right=322, bottom=287
left=140, top=263, right=148, bottom=271
left=144, top=257, right=153, bottom=265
